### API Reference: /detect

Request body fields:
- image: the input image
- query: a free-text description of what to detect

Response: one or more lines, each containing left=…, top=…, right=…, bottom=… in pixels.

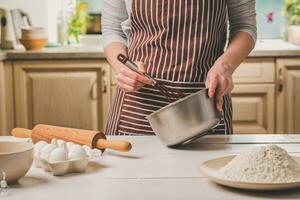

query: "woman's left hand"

left=205, top=61, right=234, bottom=111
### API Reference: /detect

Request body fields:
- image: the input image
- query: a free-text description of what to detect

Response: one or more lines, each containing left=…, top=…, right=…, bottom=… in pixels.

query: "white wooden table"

left=2, top=135, right=300, bottom=200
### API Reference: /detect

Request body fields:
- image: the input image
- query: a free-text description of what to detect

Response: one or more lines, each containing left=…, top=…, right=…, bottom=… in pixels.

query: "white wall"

left=0, top=0, right=48, bottom=27
left=78, top=0, right=102, bottom=13
left=46, top=0, right=63, bottom=43
left=0, top=0, right=63, bottom=43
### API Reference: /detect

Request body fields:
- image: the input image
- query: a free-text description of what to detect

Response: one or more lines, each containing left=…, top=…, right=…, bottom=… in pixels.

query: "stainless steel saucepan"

left=147, top=89, right=222, bottom=147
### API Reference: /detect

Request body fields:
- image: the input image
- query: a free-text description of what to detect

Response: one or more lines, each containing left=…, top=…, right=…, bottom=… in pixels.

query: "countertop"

left=1, top=39, right=300, bottom=61
left=250, top=39, right=300, bottom=57
left=0, top=45, right=105, bottom=61
left=2, top=134, right=300, bottom=200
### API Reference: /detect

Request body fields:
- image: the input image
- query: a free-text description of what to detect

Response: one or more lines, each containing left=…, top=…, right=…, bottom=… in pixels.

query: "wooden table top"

left=1, top=134, right=300, bottom=200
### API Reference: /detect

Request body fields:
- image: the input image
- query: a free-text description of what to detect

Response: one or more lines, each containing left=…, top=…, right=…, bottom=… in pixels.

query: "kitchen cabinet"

left=13, top=60, right=111, bottom=131
left=0, top=62, right=15, bottom=135
left=276, top=58, right=300, bottom=133
left=1, top=46, right=300, bottom=135
left=232, top=59, right=275, bottom=83
left=231, top=84, right=275, bottom=134
left=232, top=59, right=275, bottom=134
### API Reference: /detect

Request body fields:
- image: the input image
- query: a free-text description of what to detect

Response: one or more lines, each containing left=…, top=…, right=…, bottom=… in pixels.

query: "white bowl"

left=21, top=27, right=47, bottom=39
left=0, top=141, right=34, bottom=184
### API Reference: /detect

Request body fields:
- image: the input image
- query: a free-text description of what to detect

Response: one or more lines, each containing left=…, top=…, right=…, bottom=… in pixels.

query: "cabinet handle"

left=102, top=70, right=108, bottom=93
left=91, top=81, right=97, bottom=100
left=277, top=68, right=284, bottom=92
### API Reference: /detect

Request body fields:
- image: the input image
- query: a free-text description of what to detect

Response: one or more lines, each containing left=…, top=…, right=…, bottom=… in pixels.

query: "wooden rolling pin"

left=11, top=124, right=132, bottom=152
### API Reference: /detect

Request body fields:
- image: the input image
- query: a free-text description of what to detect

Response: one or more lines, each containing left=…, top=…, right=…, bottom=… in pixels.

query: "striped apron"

left=105, top=0, right=233, bottom=135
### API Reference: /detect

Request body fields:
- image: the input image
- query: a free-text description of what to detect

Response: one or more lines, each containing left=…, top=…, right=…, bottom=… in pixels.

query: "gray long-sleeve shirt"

left=101, top=0, right=257, bottom=49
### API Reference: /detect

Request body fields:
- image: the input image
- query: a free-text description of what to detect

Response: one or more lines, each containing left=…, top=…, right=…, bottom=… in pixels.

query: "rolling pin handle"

left=11, top=128, right=32, bottom=138
left=96, top=139, right=132, bottom=152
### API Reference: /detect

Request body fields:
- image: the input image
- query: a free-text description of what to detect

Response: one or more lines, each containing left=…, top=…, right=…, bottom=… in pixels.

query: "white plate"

left=199, top=155, right=300, bottom=190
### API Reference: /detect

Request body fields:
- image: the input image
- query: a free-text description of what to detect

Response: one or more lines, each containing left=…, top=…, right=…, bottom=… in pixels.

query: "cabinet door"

left=14, top=60, right=110, bottom=131
left=231, top=84, right=275, bottom=134
left=0, top=62, right=15, bottom=135
left=233, top=59, right=275, bottom=83
left=276, top=59, right=300, bottom=133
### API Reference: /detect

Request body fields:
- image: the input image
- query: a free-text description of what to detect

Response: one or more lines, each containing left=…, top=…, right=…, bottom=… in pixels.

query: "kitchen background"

left=0, top=0, right=300, bottom=135
left=0, top=0, right=287, bottom=42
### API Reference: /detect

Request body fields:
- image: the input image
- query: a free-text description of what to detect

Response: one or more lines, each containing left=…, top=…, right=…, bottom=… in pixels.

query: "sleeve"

left=101, top=0, right=129, bottom=48
left=227, top=0, right=257, bottom=42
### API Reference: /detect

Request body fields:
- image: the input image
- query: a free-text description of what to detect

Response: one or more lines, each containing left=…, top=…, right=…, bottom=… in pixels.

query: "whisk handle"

left=117, top=54, right=157, bottom=84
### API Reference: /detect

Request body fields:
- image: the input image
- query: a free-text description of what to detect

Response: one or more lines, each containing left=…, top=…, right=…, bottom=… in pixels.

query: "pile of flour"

left=217, top=145, right=300, bottom=183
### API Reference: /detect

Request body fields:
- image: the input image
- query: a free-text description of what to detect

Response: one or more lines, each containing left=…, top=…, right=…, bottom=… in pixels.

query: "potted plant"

left=284, top=0, right=300, bottom=45
left=68, top=2, right=92, bottom=45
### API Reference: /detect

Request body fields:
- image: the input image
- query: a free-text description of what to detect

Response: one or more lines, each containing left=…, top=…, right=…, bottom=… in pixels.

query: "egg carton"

left=34, top=139, right=102, bottom=176
left=35, top=157, right=89, bottom=176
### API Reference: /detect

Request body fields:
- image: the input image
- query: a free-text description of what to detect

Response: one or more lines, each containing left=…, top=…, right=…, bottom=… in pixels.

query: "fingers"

left=117, top=73, right=144, bottom=88
left=206, top=72, right=234, bottom=111
left=117, top=61, right=153, bottom=92
left=214, top=78, right=233, bottom=111
left=136, top=61, right=147, bottom=73
left=208, top=76, right=218, bottom=98
left=207, top=76, right=224, bottom=111
left=118, top=81, right=142, bottom=92
left=117, top=73, right=144, bottom=92
left=217, top=76, right=228, bottom=96
left=117, top=73, right=142, bottom=92
left=120, top=64, right=153, bottom=85
left=216, top=92, right=223, bottom=111
left=206, top=74, right=234, bottom=96
left=218, top=76, right=234, bottom=96
left=205, top=76, right=210, bottom=90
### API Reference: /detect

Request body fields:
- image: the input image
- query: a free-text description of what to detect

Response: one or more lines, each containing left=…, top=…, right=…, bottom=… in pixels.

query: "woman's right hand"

left=116, top=62, right=153, bottom=92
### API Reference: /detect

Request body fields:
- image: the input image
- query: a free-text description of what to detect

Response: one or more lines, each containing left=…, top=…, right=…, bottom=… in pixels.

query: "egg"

left=66, top=142, right=74, bottom=151
left=57, top=139, right=66, bottom=148
left=91, top=148, right=102, bottom=157
left=34, top=141, right=48, bottom=158
left=61, top=142, right=68, bottom=152
left=82, top=145, right=91, bottom=156
left=48, top=148, right=68, bottom=163
left=68, top=145, right=87, bottom=159
left=51, top=138, right=58, bottom=147
left=40, top=144, right=57, bottom=161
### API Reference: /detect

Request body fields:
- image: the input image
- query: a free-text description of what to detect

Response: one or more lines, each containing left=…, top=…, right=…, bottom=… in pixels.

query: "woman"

left=102, top=0, right=256, bottom=135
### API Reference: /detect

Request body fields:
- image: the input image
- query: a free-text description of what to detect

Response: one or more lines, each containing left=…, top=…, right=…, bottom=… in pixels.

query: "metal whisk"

left=117, top=54, right=185, bottom=102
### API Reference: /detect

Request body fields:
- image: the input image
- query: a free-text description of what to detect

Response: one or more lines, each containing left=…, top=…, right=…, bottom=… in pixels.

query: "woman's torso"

left=105, top=0, right=233, bottom=136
